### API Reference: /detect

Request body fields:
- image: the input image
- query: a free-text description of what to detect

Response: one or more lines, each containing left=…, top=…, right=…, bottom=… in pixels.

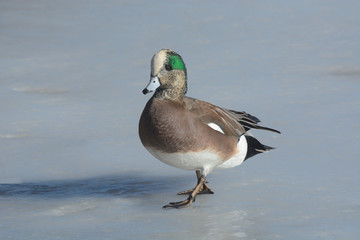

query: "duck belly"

left=145, top=147, right=223, bottom=176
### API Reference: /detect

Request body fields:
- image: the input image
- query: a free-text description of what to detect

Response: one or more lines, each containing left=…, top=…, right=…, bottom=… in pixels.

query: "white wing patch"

left=207, top=123, right=224, bottom=134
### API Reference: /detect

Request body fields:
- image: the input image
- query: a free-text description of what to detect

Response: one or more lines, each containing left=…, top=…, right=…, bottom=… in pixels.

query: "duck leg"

left=177, top=170, right=214, bottom=195
left=163, top=174, right=207, bottom=209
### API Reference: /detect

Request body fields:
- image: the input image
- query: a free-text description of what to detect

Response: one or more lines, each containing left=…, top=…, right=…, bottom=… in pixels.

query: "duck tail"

left=255, top=125, right=281, bottom=134
left=244, top=135, right=275, bottom=161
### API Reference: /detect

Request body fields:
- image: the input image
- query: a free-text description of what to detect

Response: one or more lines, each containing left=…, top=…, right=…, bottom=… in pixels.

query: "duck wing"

left=183, top=96, right=280, bottom=138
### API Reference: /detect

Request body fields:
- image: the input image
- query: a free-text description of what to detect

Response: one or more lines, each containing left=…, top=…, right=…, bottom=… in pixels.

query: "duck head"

left=143, top=49, right=187, bottom=100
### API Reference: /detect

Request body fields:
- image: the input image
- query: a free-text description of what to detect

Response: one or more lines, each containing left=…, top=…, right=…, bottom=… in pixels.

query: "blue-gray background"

left=1, top=1, right=359, bottom=239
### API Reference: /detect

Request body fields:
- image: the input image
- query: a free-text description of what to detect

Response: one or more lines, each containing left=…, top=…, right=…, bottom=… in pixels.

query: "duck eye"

left=165, top=64, right=172, bottom=71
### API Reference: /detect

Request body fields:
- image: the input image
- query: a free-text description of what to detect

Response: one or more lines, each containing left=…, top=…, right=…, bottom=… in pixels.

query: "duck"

left=139, top=49, right=280, bottom=209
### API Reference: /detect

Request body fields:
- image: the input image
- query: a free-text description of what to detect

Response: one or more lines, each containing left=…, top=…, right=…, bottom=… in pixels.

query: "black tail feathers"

left=244, top=135, right=275, bottom=161
left=255, top=125, right=281, bottom=134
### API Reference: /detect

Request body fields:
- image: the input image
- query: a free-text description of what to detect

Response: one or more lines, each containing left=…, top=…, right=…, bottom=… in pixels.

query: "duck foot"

left=162, top=195, right=196, bottom=209
left=177, top=170, right=214, bottom=195
left=163, top=174, right=206, bottom=209
left=177, top=182, right=214, bottom=195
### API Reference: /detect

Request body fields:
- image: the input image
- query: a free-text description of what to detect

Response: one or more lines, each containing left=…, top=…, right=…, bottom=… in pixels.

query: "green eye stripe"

left=168, top=55, right=185, bottom=71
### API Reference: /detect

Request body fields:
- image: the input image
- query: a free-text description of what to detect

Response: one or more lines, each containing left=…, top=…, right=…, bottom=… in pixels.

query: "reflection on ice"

left=0, top=174, right=184, bottom=198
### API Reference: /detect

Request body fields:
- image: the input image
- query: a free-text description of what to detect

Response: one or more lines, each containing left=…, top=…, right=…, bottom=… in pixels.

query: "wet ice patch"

left=328, top=66, right=360, bottom=77
left=0, top=132, right=28, bottom=139
left=48, top=201, right=96, bottom=216
left=12, top=86, right=68, bottom=94
left=205, top=210, right=253, bottom=239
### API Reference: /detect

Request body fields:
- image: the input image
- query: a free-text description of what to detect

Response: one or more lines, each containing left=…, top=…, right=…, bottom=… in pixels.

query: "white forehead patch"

left=151, top=50, right=168, bottom=76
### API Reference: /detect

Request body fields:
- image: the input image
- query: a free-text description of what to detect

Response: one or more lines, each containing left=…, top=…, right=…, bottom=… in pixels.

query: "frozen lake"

left=1, top=0, right=359, bottom=239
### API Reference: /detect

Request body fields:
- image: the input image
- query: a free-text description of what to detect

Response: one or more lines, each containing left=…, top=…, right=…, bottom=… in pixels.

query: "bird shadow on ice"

left=0, top=173, right=189, bottom=199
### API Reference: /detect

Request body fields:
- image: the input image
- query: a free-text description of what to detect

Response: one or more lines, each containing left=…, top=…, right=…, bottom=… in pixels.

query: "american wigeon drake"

left=139, top=49, right=280, bottom=209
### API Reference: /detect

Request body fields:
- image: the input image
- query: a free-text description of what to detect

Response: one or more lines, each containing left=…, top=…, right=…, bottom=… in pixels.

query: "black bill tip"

left=142, top=88, right=149, bottom=95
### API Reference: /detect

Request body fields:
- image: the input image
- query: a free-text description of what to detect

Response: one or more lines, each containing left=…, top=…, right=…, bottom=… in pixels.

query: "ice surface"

left=1, top=0, right=359, bottom=239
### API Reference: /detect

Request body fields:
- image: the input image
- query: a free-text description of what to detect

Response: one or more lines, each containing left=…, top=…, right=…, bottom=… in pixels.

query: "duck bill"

left=142, top=76, right=160, bottom=95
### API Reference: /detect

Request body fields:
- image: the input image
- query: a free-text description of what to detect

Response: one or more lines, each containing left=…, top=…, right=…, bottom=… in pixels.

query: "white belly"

left=145, top=147, right=223, bottom=176
left=144, top=134, right=248, bottom=175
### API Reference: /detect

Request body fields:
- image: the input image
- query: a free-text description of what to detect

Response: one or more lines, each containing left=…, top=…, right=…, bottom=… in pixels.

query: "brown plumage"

left=138, top=49, right=280, bottom=208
